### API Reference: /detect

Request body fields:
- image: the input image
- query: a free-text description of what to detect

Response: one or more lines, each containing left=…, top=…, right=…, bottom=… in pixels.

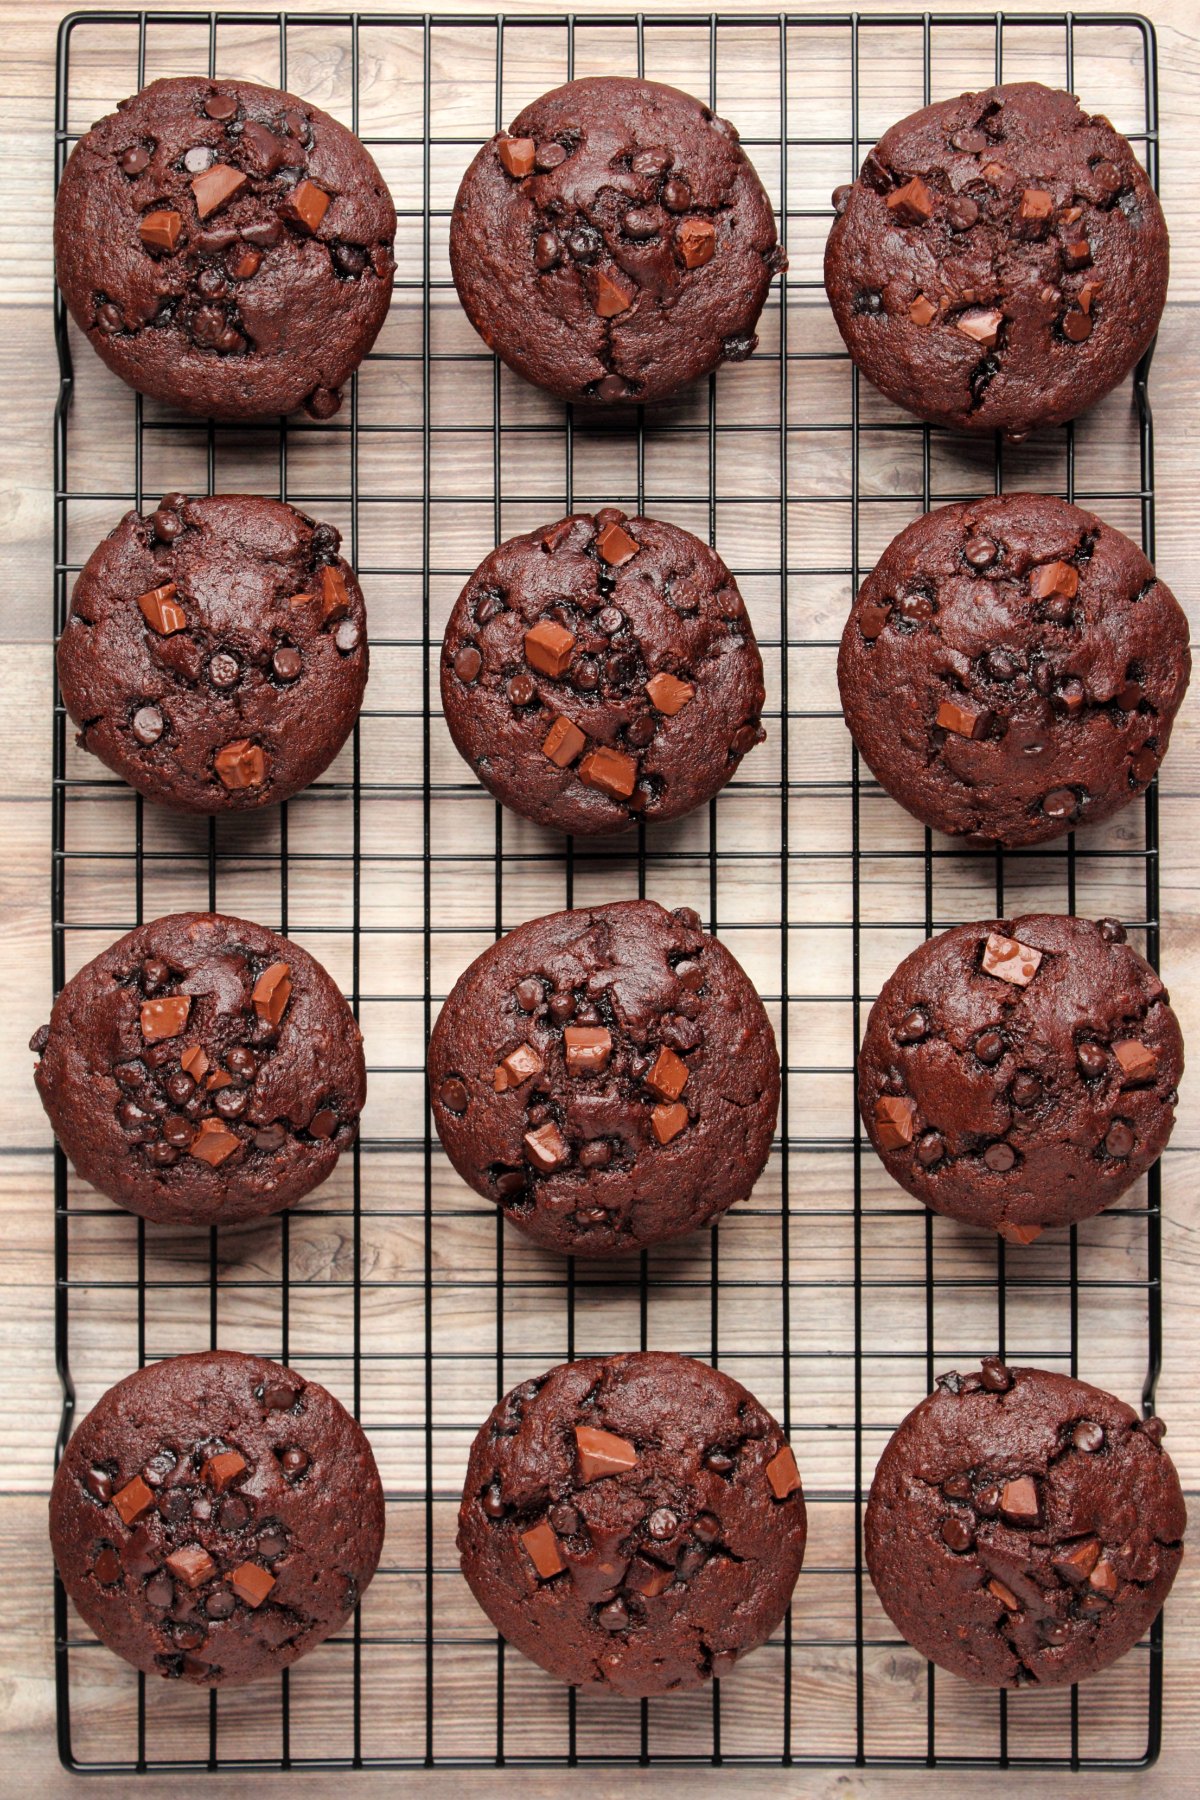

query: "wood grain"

left=2, top=0, right=1199, bottom=1792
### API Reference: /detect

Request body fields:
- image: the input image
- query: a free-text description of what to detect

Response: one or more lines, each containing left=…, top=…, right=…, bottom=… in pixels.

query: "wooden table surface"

left=3, top=0, right=1199, bottom=1792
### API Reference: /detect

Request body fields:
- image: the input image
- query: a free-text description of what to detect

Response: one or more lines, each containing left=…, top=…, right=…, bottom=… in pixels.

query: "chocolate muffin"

left=858, top=914, right=1182, bottom=1240
left=56, top=76, right=396, bottom=420
left=50, top=1351, right=385, bottom=1687
left=58, top=494, right=368, bottom=814
left=31, top=912, right=366, bottom=1226
left=441, top=511, right=765, bottom=835
left=428, top=900, right=779, bottom=1255
left=458, top=1352, right=806, bottom=1695
left=865, top=1360, right=1185, bottom=1689
left=449, top=77, right=786, bottom=406
left=825, top=83, right=1168, bottom=436
left=837, top=495, right=1189, bottom=847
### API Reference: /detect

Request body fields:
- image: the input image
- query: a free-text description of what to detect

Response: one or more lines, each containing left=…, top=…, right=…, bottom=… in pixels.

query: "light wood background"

left=3, top=1, right=1199, bottom=1793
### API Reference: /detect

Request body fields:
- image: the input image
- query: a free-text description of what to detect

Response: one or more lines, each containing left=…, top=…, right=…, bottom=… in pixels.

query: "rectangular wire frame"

left=53, top=7, right=1168, bottom=1774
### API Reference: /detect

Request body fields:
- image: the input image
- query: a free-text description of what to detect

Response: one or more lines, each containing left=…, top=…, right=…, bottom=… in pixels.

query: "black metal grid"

left=52, top=7, right=1168, bottom=1774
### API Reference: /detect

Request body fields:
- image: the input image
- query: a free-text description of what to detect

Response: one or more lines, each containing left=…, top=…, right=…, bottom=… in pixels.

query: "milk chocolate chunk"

left=650, top=1102, right=688, bottom=1145
left=564, top=1026, right=613, bottom=1075
left=497, top=1043, right=543, bottom=1088
left=999, top=1475, right=1039, bottom=1524
left=1030, top=560, right=1079, bottom=602
left=1113, top=1039, right=1157, bottom=1084
left=936, top=698, right=991, bottom=740
left=981, top=932, right=1042, bottom=986
left=886, top=177, right=934, bottom=224
left=524, top=1121, right=569, bottom=1172
left=765, top=1444, right=801, bottom=1500
left=319, top=565, right=350, bottom=622
left=579, top=745, right=638, bottom=800
left=909, top=294, right=937, bottom=326
left=955, top=306, right=1003, bottom=348
left=139, top=209, right=183, bottom=252
left=188, top=1118, right=241, bottom=1167
left=646, top=1045, right=688, bottom=1103
left=283, top=179, right=331, bottom=235
left=252, top=961, right=292, bottom=1026
left=677, top=217, right=716, bottom=268
left=112, top=1475, right=154, bottom=1526
left=214, top=740, right=266, bottom=791
left=874, top=1094, right=915, bottom=1149
left=575, top=1425, right=638, bottom=1482
left=167, top=1545, right=217, bottom=1588
left=229, top=1561, right=276, bottom=1607
left=191, top=163, right=247, bottom=219
left=595, top=271, right=634, bottom=318
left=202, top=1450, right=247, bottom=1492
left=524, top=618, right=576, bottom=678
left=137, top=583, right=186, bottom=635
left=595, top=521, right=639, bottom=567
left=521, top=1521, right=565, bottom=1579
left=497, top=136, right=536, bottom=179
left=645, top=672, right=694, bottom=715
left=541, top=714, right=586, bottom=768
left=140, top=995, right=191, bottom=1042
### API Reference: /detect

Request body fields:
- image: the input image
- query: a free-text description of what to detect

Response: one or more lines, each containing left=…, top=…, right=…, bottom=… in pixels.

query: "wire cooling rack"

left=52, top=6, right=1169, bottom=1775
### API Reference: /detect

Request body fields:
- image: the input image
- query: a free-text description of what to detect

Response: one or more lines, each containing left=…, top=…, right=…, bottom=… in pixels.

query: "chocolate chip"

left=980, top=1357, right=1012, bottom=1392
left=549, top=1502, right=579, bottom=1535
left=507, top=673, right=535, bottom=707
left=647, top=1507, right=677, bottom=1540
left=119, top=144, right=150, bottom=175
left=598, top=1598, right=628, bottom=1631
left=975, top=1029, right=1004, bottom=1065
left=975, top=1482, right=1000, bottom=1516
left=533, top=231, right=560, bottom=271
left=253, top=1124, right=285, bottom=1152
left=257, top=1527, right=288, bottom=1558
left=578, top=1140, right=611, bottom=1170
left=946, top=195, right=980, bottom=231
left=941, top=1516, right=975, bottom=1552
left=916, top=1131, right=944, bottom=1167
left=281, top=1446, right=309, bottom=1479
left=964, top=535, right=998, bottom=568
left=310, top=1108, right=337, bottom=1139
left=895, top=1008, right=928, bottom=1044
left=209, top=651, right=240, bottom=689
left=96, top=301, right=123, bottom=334
left=1043, top=787, right=1080, bottom=821
left=983, top=1142, right=1015, bottom=1172
left=220, top=1494, right=251, bottom=1530
left=132, top=705, right=164, bottom=746
left=453, top=645, right=482, bottom=684
left=951, top=128, right=988, bottom=153
left=623, top=207, right=659, bottom=239
left=145, top=1572, right=174, bottom=1608
left=205, top=1588, right=236, bottom=1619
left=1104, top=1121, right=1135, bottom=1158
left=662, top=177, right=691, bottom=211
left=986, top=650, right=1018, bottom=681
left=1010, top=1072, right=1042, bottom=1108
left=1076, top=1041, right=1107, bottom=1079
left=1099, top=919, right=1127, bottom=943
left=1071, top=1420, right=1104, bottom=1453
left=597, top=375, right=628, bottom=401
left=692, top=1512, right=720, bottom=1545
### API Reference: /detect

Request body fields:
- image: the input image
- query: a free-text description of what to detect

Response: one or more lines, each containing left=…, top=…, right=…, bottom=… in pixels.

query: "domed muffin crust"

left=825, top=83, right=1168, bottom=436
left=866, top=1361, right=1185, bottom=1688
left=441, top=510, right=765, bottom=835
left=51, top=1351, right=385, bottom=1687
left=459, top=1352, right=806, bottom=1696
left=837, top=495, right=1189, bottom=848
left=56, top=76, right=395, bottom=419
left=31, top=912, right=366, bottom=1226
left=429, top=901, right=779, bottom=1255
left=58, top=494, right=368, bottom=813
left=450, top=76, right=786, bottom=406
left=858, top=914, right=1183, bottom=1238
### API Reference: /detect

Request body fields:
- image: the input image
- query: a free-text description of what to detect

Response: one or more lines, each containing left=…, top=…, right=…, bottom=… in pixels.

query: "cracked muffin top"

left=58, top=494, right=368, bottom=814
left=449, top=76, right=786, bottom=406
left=55, top=77, right=396, bottom=420
left=428, top=900, right=780, bottom=1256
left=50, top=1351, right=384, bottom=1687
left=866, top=1360, right=1185, bottom=1689
left=458, top=1352, right=806, bottom=1696
left=858, top=914, right=1183, bottom=1238
left=837, top=495, right=1190, bottom=849
left=440, top=509, right=766, bottom=835
left=31, top=912, right=366, bottom=1226
left=824, top=82, right=1168, bottom=436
